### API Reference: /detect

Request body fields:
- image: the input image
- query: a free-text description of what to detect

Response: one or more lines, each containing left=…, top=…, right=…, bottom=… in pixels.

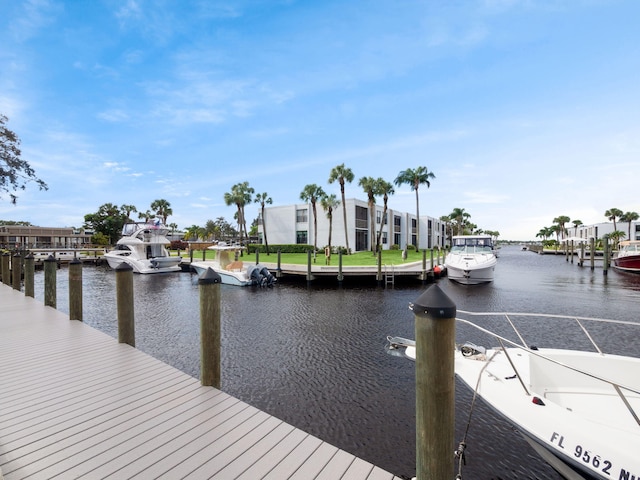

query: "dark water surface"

left=32, top=246, right=640, bottom=479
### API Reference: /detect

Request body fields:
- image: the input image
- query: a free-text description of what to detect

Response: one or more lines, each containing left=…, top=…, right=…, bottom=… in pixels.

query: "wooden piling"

left=44, top=255, right=57, bottom=308
left=69, top=258, right=83, bottom=321
left=255, top=248, right=259, bottom=265
left=338, top=250, right=344, bottom=284
left=1, top=252, right=10, bottom=286
left=377, top=249, right=382, bottom=284
left=199, top=267, right=222, bottom=388
left=276, top=249, right=282, bottom=278
left=12, top=253, right=22, bottom=291
left=590, top=237, right=595, bottom=271
left=307, top=250, right=312, bottom=283
left=579, top=242, right=585, bottom=267
left=411, top=284, right=456, bottom=480
left=24, top=254, right=35, bottom=298
left=603, top=235, right=609, bottom=275
left=116, top=262, right=135, bottom=347
left=421, top=249, right=427, bottom=282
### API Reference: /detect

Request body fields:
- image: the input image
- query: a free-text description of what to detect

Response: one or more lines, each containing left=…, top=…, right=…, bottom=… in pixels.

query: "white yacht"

left=104, top=222, right=182, bottom=274
left=445, top=235, right=497, bottom=284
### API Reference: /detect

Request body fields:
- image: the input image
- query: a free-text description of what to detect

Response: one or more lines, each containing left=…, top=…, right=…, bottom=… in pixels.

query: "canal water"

left=32, top=246, right=640, bottom=479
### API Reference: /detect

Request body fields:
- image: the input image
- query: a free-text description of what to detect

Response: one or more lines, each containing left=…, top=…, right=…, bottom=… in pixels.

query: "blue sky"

left=1, top=0, right=639, bottom=240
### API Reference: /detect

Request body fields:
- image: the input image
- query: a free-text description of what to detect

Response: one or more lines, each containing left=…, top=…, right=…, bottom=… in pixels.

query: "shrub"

left=170, top=240, right=189, bottom=250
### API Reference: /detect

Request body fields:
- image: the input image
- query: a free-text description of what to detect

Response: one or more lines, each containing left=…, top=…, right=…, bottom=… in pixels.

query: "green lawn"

left=181, top=248, right=446, bottom=266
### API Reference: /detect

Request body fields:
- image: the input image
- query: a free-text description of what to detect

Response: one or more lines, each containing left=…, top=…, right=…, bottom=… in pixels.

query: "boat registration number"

left=550, top=432, right=636, bottom=477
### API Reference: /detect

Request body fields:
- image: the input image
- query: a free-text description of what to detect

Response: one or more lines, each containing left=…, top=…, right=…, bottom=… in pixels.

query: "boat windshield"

left=451, top=237, right=493, bottom=253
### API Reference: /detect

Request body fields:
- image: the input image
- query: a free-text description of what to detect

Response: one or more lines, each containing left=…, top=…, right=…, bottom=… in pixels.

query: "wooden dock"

left=0, top=284, right=402, bottom=480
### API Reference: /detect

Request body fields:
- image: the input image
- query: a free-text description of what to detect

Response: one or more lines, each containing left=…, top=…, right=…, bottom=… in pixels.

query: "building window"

left=376, top=210, right=381, bottom=224
left=296, top=230, right=308, bottom=244
left=296, top=209, right=308, bottom=223
left=394, top=215, right=401, bottom=233
left=382, top=232, right=388, bottom=244
left=355, top=206, right=368, bottom=229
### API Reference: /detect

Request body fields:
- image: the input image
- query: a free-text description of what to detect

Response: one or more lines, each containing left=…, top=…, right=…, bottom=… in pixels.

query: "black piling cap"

left=115, top=262, right=133, bottom=272
left=198, top=267, right=222, bottom=284
left=70, top=258, right=81, bottom=265
left=410, top=284, right=456, bottom=319
left=44, top=254, right=57, bottom=263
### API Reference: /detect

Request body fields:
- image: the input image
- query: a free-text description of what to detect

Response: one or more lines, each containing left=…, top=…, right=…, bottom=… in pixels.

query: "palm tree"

left=254, top=192, right=273, bottom=254
left=358, top=176, right=378, bottom=252
left=224, top=182, right=254, bottom=245
left=605, top=208, right=623, bottom=232
left=300, top=184, right=326, bottom=253
left=374, top=179, right=394, bottom=252
left=609, top=230, right=626, bottom=246
left=440, top=215, right=453, bottom=247
left=553, top=215, right=570, bottom=241
left=394, top=166, right=435, bottom=251
left=449, top=207, right=470, bottom=235
left=320, top=194, right=340, bottom=250
left=150, top=199, right=172, bottom=225
left=138, top=210, right=155, bottom=223
left=620, top=211, right=639, bottom=241
left=183, top=224, right=203, bottom=241
left=572, top=219, right=583, bottom=236
left=328, top=164, right=355, bottom=254
left=120, top=204, right=137, bottom=222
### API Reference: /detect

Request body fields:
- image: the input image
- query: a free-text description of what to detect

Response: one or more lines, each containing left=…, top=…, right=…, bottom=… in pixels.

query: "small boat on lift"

left=190, top=243, right=276, bottom=287
left=104, top=222, right=182, bottom=274
left=444, top=235, right=497, bottom=284
left=613, top=240, right=640, bottom=273
left=388, top=310, right=640, bottom=480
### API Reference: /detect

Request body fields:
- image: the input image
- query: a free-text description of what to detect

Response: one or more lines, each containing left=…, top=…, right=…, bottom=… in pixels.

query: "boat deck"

left=0, top=284, right=401, bottom=479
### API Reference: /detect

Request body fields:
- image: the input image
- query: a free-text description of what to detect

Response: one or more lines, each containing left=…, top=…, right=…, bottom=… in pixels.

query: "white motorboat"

left=613, top=240, right=640, bottom=273
left=104, top=222, right=182, bottom=274
left=445, top=235, right=497, bottom=284
left=388, top=310, right=640, bottom=480
left=190, top=243, right=276, bottom=287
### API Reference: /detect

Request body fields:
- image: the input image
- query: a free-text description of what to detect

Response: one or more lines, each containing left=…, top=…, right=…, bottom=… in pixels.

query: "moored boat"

left=104, top=222, right=182, bottom=274
left=190, top=243, right=276, bottom=287
left=444, top=235, right=497, bottom=284
left=388, top=310, right=640, bottom=480
left=613, top=240, right=640, bottom=273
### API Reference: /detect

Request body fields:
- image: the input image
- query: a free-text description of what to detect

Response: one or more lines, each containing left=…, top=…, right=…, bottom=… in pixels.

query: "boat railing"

left=455, top=310, right=640, bottom=428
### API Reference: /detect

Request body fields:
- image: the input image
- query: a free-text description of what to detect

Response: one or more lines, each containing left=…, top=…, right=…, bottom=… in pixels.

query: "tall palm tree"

left=358, top=176, right=378, bottom=252
left=375, top=179, right=394, bottom=252
left=254, top=192, right=273, bottom=254
left=605, top=208, right=623, bottom=232
left=328, top=164, right=354, bottom=254
left=120, top=204, right=137, bottom=222
left=320, top=194, right=340, bottom=250
left=553, top=215, right=571, bottom=241
left=150, top=199, right=172, bottom=224
left=620, top=211, right=639, bottom=241
left=138, top=210, right=155, bottom=223
left=449, top=207, right=470, bottom=235
left=394, top=166, right=435, bottom=252
left=224, top=182, right=254, bottom=245
left=300, top=184, right=326, bottom=253
left=572, top=219, right=583, bottom=236
left=183, top=224, right=203, bottom=241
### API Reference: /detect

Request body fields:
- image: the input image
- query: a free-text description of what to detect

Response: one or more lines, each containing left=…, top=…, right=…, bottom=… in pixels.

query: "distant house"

left=258, top=198, right=447, bottom=252
left=0, top=225, right=93, bottom=249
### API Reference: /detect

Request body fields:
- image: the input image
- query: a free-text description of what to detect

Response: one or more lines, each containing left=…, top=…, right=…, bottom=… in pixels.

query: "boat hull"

left=190, top=261, right=253, bottom=286
left=104, top=253, right=181, bottom=274
left=612, top=254, right=640, bottom=273
left=445, top=254, right=496, bottom=284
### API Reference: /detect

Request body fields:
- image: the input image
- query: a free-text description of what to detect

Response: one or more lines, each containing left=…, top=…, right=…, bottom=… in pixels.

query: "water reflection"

left=31, top=246, right=640, bottom=479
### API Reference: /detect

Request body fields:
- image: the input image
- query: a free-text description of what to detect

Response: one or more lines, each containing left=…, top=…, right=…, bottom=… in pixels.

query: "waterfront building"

left=573, top=220, right=640, bottom=242
left=259, top=198, right=447, bottom=252
left=0, top=225, right=93, bottom=249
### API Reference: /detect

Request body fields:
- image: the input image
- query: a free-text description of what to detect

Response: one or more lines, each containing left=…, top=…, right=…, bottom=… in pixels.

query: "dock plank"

left=0, top=284, right=403, bottom=479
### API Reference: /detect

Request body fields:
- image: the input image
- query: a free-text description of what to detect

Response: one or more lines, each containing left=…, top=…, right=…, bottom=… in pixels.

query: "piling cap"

left=198, top=267, right=222, bottom=284
left=115, top=262, right=133, bottom=271
left=44, top=254, right=57, bottom=263
left=410, top=284, right=456, bottom=319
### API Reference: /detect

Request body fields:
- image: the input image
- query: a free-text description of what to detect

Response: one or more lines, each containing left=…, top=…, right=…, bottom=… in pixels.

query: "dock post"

left=570, top=240, right=574, bottom=264
left=12, top=252, right=22, bottom=291
left=277, top=249, right=282, bottom=278
left=603, top=235, right=609, bottom=275
left=377, top=249, right=382, bottom=285
left=411, top=284, right=456, bottom=480
left=338, top=250, right=343, bottom=285
left=116, top=262, right=135, bottom=347
left=421, top=249, right=427, bottom=283
left=1, top=252, right=9, bottom=286
left=44, top=255, right=57, bottom=308
left=590, top=238, right=595, bottom=271
left=307, top=250, right=312, bottom=283
left=579, top=242, right=585, bottom=267
left=255, top=248, right=259, bottom=265
left=69, top=258, right=83, bottom=321
left=24, top=254, right=35, bottom=298
left=199, top=267, right=222, bottom=388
